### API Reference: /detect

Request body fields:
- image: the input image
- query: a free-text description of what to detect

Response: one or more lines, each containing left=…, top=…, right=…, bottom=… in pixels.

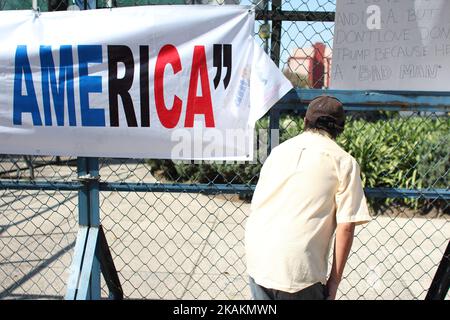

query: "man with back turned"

left=245, top=95, right=371, bottom=300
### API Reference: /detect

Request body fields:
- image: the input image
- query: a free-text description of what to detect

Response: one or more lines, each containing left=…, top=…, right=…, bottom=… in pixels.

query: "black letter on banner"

left=108, top=45, right=137, bottom=127
left=213, top=44, right=222, bottom=89
left=223, top=44, right=232, bottom=89
left=140, top=46, right=150, bottom=127
left=212, top=44, right=232, bottom=90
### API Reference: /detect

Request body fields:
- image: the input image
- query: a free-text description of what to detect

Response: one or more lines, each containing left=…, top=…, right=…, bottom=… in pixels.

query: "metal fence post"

left=87, top=157, right=101, bottom=299
left=267, top=0, right=282, bottom=155
left=426, top=240, right=450, bottom=300
left=66, top=157, right=101, bottom=300
left=270, top=0, right=281, bottom=67
left=66, top=157, right=122, bottom=300
left=77, top=157, right=89, bottom=226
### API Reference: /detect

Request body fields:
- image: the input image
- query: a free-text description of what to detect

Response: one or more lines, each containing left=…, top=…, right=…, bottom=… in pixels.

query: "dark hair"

left=304, top=116, right=343, bottom=139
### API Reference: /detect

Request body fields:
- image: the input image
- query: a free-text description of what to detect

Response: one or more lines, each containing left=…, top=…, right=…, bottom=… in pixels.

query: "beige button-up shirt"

left=245, top=131, right=371, bottom=293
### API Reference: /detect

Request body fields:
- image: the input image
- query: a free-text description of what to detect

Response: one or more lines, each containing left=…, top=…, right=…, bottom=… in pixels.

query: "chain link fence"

left=0, top=0, right=449, bottom=300
left=0, top=156, right=78, bottom=299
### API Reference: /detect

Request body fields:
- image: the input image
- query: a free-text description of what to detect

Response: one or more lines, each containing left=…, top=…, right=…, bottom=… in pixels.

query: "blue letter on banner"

left=40, top=45, right=76, bottom=126
left=13, top=45, right=42, bottom=126
left=78, top=45, right=105, bottom=127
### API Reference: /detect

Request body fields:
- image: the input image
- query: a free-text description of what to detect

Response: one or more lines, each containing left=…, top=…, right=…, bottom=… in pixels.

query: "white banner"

left=0, top=6, right=292, bottom=160
left=331, top=0, right=450, bottom=91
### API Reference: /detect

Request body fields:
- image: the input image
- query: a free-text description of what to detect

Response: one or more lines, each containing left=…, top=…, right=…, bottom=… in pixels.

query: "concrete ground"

left=0, top=159, right=449, bottom=300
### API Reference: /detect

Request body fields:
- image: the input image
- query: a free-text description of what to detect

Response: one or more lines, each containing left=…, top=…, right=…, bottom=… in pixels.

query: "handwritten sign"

left=331, top=0, right=450, bottom=91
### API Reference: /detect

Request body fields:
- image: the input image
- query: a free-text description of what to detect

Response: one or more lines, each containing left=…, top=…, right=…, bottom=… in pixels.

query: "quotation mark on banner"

left=213, top=44, right=232, bottom=90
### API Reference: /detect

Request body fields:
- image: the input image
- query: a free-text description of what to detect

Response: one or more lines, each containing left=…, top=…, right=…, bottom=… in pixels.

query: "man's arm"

left=326, top=222, right=355, bottom=300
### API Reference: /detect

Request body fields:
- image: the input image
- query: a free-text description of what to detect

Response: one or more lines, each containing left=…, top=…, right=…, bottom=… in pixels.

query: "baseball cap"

left=305, top=95, right=345, bottom=133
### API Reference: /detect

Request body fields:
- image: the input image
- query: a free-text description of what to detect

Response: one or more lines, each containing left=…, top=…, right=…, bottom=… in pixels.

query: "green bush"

left=148, top=114, right=449, bottom=213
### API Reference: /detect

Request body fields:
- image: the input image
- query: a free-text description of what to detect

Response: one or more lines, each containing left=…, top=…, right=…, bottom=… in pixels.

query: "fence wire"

left=0, top=156, right=78, bottom=299
left=0, top=0, right=449, bottom=300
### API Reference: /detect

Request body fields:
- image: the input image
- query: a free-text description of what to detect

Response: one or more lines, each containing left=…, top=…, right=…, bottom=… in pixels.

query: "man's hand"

left=325, top=279, right=339, bottom=300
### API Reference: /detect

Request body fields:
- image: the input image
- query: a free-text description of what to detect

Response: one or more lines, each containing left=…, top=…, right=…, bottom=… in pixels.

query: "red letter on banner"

left=154, top=45, right=182, bottom=129
left=185, top=46, right=215, bottom=128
